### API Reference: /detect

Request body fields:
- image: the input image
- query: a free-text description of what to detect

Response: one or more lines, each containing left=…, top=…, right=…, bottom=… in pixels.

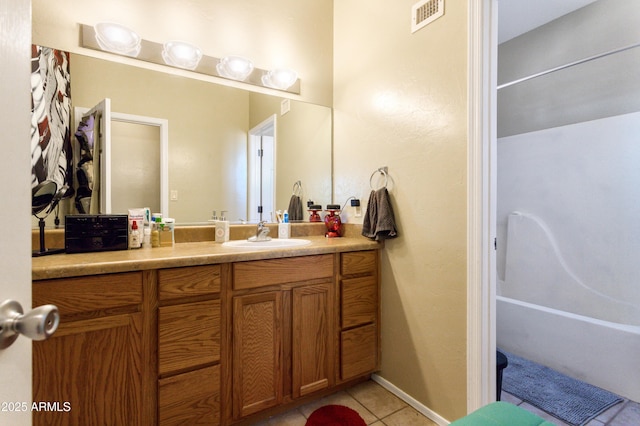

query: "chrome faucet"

left=255, top=221, right=271, bottom=241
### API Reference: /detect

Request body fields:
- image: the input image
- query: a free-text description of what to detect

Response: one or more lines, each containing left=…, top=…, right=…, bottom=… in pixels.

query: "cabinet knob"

left=0, top=299, right=59, bottom=349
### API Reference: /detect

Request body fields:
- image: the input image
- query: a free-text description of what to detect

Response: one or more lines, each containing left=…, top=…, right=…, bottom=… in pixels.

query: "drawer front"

left=33, top=272, right=142, bottom=317
left=341, top=323, right=378, bottom=380
left=159, top=365, right=220, bottom=426
left=341, top=250, right=377, bottom=276
left=159, top=265, right=221, bottom=301
left=159, top=299, right=220, bottom=375
left=341, top=276, right=377, bottom=329
left=233, top=255, right=333, bottom=290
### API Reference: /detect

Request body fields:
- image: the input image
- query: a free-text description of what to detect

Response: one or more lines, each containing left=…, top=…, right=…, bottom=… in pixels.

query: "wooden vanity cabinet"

left=339, top=250, right=380, bottom=381
left=230, top=255, right=335, bottom=421
left=32, top=272, right=148, bottom=426
left=157, top=265, right=223, bottom=426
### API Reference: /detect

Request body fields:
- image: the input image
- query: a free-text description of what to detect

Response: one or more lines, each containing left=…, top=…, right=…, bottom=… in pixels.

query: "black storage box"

left=65, top=214, right=129, bottom=253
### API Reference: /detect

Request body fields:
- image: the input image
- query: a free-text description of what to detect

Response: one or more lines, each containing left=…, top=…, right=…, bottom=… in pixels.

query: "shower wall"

left=496, top=0, right=640, bottom=323
left=496, top=0, right=640, bottom=400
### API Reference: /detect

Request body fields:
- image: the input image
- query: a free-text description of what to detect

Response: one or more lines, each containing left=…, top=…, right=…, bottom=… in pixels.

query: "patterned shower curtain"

left=30, top=45, right=73, bottom=195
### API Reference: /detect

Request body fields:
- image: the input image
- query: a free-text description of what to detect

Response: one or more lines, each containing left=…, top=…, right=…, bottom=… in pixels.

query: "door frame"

left=467, top=0, right=498, bottom=412
left=75, top=105, right=169, bottom=218
left=0, top=1, right=33, bottom=424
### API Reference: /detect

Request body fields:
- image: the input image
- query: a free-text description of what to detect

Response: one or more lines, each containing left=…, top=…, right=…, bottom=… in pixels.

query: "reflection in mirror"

left=69, top=53, right=332, bottom=224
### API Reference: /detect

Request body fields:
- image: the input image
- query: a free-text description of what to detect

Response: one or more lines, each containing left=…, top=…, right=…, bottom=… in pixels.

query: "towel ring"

left=292, top=180, right=303, bottom=197
left=369, top=168, right=388, bottom=190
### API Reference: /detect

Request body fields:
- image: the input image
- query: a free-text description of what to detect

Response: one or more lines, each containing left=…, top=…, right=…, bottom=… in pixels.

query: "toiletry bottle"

left=130, top=220, right=141, bottom=249
left=283, top=210, right=289, bottom=223
left=151, top=217, right=161, bottom=247
left=214, top=210, right=230, bottom=243
left=142, top=226, right=151, bottom=249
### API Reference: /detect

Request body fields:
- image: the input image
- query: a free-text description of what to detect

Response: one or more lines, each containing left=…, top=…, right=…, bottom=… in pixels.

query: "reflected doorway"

left=248, top=115, right=276, bottom=222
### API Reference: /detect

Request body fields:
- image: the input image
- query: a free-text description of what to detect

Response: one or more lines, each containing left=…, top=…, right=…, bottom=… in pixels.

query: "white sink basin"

left=222, top=238, right=312, bottom=249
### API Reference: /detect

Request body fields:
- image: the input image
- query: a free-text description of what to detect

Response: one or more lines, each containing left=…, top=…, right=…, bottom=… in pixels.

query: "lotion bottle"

left=214, top=210, right=230, bottom=243
left=130, top=220, right=141, bottom=249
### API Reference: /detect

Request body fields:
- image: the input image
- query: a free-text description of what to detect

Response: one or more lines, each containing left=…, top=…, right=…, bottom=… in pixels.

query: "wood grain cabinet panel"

left=341, top=250, right=377, bottom=276
left=33, top=272, right=142, bottom=319
left=158, top=265, right=220, bottom=301
left=341, top=276, right=377, bottom=329
left=340, top=323, right=377, bottom=380
left=233, top=255, right=333, bottom=290
left=232, top=291, right=283, bottom=419
left=159, top=365, right=220, bottom=426
left=292, top=283, right=334, bottom=398
left=159, top=299, right=221, bottom=375
left=33, top=313, right=143, bottom=426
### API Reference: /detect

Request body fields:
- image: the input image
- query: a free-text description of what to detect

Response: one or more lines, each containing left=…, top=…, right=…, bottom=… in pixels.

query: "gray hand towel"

left=362, top=188, right=398, bottom=241
left=287, top=195, right=303, bottom=221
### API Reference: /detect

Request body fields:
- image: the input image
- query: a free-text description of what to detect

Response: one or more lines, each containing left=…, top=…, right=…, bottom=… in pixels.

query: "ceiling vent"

left=411, top=0, right=444, bottom=33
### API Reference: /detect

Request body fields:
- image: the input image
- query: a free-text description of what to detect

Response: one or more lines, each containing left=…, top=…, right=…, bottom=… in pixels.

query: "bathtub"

left=496, top=295, right=640, bottom=402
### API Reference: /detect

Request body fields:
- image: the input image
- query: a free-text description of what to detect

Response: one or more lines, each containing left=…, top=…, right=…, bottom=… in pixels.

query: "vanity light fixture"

left=81, top=24, right=301, bottom=94
left=162, top=41, right=203, bottom=70
left=93, top=22, right=141, bottom=58
left=216, top=56, right=254, bottom=81
left=262, top=68, right=299, bottom=91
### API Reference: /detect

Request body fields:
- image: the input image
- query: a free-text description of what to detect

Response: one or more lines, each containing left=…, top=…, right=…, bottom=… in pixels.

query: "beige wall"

left=32, top=0, right=333, bottom=107
left=333, top=0, right=469, bottom=421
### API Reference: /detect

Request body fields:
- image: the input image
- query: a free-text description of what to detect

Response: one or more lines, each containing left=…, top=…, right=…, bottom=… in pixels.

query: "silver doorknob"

left=0, top=299, right=59, bottom=349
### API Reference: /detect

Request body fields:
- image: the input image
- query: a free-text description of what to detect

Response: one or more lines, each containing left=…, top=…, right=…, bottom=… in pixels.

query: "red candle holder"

left=324, top=204, right=342, bottom=238
left=308, top=205, right=322, bottom=222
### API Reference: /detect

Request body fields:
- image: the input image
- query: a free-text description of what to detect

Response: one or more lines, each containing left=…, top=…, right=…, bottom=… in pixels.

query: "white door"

left=74, top=98, right=111, bottom=214
left=248, top=115, right=276, bottom=222
left=0, top=1, right=33, bottom=425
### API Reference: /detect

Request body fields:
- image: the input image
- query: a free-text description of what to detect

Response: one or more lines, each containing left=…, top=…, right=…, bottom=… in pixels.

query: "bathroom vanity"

left=31, top=234, right=380, bottom=425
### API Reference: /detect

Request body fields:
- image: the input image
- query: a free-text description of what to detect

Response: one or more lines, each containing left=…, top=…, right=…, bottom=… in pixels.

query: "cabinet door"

left=232, top=291, right=282, bottom=419
left=33, top=313, right=143, bottom=426
left=292, top=283, right=334, bottom=398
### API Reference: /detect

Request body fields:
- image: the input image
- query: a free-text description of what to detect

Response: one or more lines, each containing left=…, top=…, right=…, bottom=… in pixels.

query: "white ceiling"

left=498, top=0, right=599, bottom=44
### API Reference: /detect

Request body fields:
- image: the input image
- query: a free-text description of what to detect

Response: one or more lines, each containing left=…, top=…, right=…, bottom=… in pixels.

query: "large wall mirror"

left=65, top=53, right=332, bottom=224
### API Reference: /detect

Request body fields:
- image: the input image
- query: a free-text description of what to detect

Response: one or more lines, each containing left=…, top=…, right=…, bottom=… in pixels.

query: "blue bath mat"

left=500, top=350, right=623, bottom=426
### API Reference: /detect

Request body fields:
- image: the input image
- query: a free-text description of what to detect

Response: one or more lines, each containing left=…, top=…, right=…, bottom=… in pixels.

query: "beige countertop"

left=32, top=235, right=381, bottom=280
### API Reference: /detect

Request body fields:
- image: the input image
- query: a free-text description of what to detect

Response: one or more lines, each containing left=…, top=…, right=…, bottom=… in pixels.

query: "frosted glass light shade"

left=216, top=56, right=254, bottom=81
left=162, top=41, right=203, bottom=70
left=94, top=22, right=141, bottom=57
left=262, top=68, right=298, bottom=90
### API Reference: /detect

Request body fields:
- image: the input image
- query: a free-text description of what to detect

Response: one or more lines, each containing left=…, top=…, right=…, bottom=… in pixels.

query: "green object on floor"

left=449, top=402, right=556, bottom=425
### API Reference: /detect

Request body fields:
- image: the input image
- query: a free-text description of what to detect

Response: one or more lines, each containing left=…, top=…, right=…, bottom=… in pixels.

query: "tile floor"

left=254, top=380, right=437, bottom=426
left=255, top=380, right=640, bottom=426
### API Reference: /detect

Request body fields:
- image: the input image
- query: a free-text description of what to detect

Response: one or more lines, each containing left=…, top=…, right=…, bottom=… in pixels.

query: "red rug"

left=305, top=404, right=366, bottom=426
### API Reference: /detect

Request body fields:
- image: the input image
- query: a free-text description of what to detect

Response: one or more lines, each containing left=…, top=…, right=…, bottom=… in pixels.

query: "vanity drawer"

left=341, top=250, right=377, bottom=276
left=158, top=265, right=221, bottom=301
left=158, top=299, right=221, bottom=375
left=233, top=255, right=333, bottom=290
left=340, top=323, right=378, bottom=380
left=158, top=365, right=220, bottom=426
left=33, top=272, right=142, bottom=319
left=341, top=275, right=377, bottom=329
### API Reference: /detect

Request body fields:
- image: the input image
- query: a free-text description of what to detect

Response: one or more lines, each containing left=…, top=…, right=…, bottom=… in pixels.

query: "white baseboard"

left=371, top=374, right=451, bottom=425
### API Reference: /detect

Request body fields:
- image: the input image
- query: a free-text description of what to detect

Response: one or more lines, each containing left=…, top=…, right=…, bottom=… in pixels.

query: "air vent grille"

left=412, top=0, right=444, bottom=33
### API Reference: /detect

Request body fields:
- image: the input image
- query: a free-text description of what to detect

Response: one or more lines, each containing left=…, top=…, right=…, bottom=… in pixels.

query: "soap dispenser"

left=214, top=210, right=230, bottom=243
